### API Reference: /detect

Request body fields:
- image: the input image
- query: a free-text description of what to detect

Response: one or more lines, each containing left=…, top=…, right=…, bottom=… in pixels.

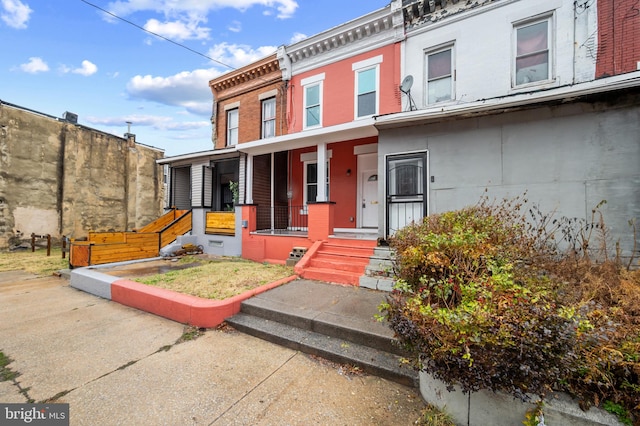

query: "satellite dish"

left=399, top=75, right=414, bottom=94
left=399, top=75, right=417, bottom=111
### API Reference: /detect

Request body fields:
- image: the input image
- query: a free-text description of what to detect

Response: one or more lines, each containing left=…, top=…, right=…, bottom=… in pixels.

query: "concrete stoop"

left=225, top=280, right=417, bottom=388
left=360, top=247, right=396, bottom=291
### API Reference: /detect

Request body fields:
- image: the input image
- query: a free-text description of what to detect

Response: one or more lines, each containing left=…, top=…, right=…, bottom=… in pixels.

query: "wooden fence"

left=69, top=209, right=192, bottom=268
left=205, top=212, right=235, bottom=236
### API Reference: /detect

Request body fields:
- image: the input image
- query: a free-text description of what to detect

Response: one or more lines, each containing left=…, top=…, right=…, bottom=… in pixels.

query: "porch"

left=240, top=203, right=380, bottom=286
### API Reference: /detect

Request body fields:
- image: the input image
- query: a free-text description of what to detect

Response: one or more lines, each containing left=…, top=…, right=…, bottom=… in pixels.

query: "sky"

left=0, top=0, right=390, bottom=157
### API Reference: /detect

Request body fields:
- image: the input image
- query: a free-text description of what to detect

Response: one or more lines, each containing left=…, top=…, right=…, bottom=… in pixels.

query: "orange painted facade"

left=287, top=43, right=402, bottom=132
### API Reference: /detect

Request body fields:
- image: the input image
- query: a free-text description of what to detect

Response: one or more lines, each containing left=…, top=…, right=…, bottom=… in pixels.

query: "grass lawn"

left=0, top=248, right=68, bottom=276
left=0, top=250, right=295, bottom=300
left=133, top=256, right=294, bottom=300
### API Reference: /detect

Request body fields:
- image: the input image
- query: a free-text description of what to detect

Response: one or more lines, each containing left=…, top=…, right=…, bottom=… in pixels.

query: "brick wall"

left=597, top=0, right=640, bottom=78
left=209, top=55, right=287, bottom=149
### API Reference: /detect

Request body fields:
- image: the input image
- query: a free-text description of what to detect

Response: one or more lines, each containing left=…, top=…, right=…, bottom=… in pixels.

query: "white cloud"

left=227, top=20, right=241, bottom=33
left=126, top=68, right=221, bottom=115
left=73, top=60, right=98, bottom=76
left=86, top=114, right=210, bottom=132
left=0, top=0, right=32, bottom=29
left=59, top=60, right=98, bottom=76
left=18, top=57, right=49, bottom=74
left=290, top=32, right=307, bottom=43
left=207, top=42, right=277, bottom=70
left=144, top=18, right=210, bottom=41
left=105, top=0, right=298, bottom=20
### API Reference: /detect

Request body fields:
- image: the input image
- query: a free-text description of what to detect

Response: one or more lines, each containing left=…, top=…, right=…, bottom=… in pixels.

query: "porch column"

left=316, top=142, right=327, bottom=202
left=245, top=153, right=254, bottom=204
left=307, top=202, right=335, bottom=241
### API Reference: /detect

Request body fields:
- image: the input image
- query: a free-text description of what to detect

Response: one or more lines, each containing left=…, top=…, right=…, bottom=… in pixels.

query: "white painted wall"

left=401, top=0, right=597, bottom=110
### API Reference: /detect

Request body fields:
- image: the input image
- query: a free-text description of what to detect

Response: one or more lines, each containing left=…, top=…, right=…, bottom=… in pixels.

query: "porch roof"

left=237, top=117, right=378, bottom=156
left=375, top=71, right=640, bottom=129
left=156, top=146, right=239, bottom=165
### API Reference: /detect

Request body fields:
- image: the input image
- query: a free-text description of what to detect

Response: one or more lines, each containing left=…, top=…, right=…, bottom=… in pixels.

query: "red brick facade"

left=209, top=54, right=287, bottom=149
left=596, top=0, right=640, bottom=78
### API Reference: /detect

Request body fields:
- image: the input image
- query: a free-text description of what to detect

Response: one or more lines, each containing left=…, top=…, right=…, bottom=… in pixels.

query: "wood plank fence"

left=69, top=209, right=192, bottom=268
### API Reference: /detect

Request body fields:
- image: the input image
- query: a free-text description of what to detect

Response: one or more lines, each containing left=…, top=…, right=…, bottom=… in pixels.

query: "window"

left=261, top=97, right=275, bottom=139
left=356, top=67, right=377, bottom=117
left=426, top=46, right=453, bottom=104
left=514, top=17, right=551, bottom=86
left=304, top=84, right=321, bottom=128
left=352, top=55, right=382, bottom=118
left=226, top=108, right=238, bottom=146
left=303, top=161, right=330, bottom=208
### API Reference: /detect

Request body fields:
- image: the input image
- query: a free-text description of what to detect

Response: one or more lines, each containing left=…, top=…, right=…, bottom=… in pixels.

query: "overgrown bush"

left=380, top=193, right=640, bottom=424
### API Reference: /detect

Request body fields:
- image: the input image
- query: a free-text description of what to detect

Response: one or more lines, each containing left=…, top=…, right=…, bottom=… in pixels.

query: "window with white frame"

left=353, top=55, right=382, bottom=118
left=226, top=108, right=238, bottom=146
left=425, top=45, right=454, bottom=104
left=261, top=97, right=275, bottom=139
left=514, top=17, right=552, bottom=86
left=303, top=161, right=330, bottom=208
left=302, top=73, right=324, bottom=129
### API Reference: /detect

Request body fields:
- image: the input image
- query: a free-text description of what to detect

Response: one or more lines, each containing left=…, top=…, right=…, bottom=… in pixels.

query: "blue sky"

left=0, top=0, right=389, bottom=157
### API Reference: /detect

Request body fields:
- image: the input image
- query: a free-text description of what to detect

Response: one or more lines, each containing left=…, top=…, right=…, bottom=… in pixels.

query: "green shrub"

left=380, top=194, right=640, bottom=422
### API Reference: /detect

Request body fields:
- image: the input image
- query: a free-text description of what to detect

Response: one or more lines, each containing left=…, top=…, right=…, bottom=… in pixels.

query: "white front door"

left=361, top=170, right=378, bottom=227
left=357, top=152, right=378, bottom=228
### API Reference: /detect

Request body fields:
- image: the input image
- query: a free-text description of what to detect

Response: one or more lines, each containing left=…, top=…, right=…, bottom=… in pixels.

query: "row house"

left=158, top=54, right=285, bottom=256
left=161, top=0, right=639, bottom=274
left=236, top=3, right=405, bottom=283
left=376, top=0, right=640, bottom=259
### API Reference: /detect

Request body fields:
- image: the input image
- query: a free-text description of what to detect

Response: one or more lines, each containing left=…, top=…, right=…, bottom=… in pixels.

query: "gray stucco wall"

left=0, top=103, right=165, bottom=248
left=377, top=93, right=640, bottom=259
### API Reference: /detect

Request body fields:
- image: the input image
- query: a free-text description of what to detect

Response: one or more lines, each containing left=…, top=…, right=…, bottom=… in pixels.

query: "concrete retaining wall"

left=419, top=371, right=623, bottom=426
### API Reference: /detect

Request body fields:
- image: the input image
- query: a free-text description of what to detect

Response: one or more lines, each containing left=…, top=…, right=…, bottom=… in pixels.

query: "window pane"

left=306, top=85, right=319, bottom=106
left=307, top=184, right=317, bottom=203
left=306, top=163, right=317, bottom=184
left=428, top=76, right=452, bottom=104
left=517, top=21, right=548, bottom=56
left=358, top=68, right=376, bottom=95
left=306, top=105, right=320, bottom=127
left=358, top=92, right=376, bottom=117
left=389, top=158, right=423, bottom=196
left=428, top=49, right=451, bottom=80
left=262, top=98, right=275, bottom=138
left=516, top=52, right=549, bottom=84
left=227, top=109, right=238, bottom=146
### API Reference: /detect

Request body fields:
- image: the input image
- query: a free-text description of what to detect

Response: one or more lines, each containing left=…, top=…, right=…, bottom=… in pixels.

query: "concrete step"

left=300, top=267, right=361, bottom=286
left=309, top=255, right=369, bottom=273
left=226, top=313, right=417, bottom=388
left=238, top=295, right=405, bottom=356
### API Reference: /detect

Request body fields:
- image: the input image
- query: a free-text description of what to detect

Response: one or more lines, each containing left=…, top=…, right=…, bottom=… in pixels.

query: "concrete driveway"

left=0, top=272, right=424, bottom=425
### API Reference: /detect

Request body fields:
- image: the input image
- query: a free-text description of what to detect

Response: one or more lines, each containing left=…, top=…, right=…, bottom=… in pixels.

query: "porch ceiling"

left=237, top=118, right=378, bottom=156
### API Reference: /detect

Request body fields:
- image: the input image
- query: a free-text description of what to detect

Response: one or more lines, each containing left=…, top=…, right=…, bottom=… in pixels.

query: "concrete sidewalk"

left=0, top=272, right=424, bottom=425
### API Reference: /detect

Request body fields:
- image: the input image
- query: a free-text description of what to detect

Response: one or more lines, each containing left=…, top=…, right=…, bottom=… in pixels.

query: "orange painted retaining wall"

left=111, top=275, right=298, bottom=328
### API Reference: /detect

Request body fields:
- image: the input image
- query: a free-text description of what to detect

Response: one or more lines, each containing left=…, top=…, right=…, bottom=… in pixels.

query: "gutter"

left=375, top=71, right=640, bottom=128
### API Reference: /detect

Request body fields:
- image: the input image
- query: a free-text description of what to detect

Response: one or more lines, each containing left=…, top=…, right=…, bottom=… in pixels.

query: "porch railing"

left=255, top=205, right=308, bottom=233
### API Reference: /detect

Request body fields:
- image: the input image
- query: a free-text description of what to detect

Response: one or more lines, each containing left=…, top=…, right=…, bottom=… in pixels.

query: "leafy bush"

left=380, top=194, right=640, bottom=423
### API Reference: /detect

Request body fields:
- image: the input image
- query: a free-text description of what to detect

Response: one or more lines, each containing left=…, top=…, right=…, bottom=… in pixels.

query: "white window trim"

left=302, top=160, right=330, bottom=212
left=424, top=42, right=455, bottom=106
left=512, top=14, right=555, bottom=89
left=226, top=108, right=238, bottom=147
left=353, top=55, right=383, bottom=120
left=223, top=101, right=240, bottom=111
left=353, top=65, right=380, bottom=119
left=261, top=97, right=276, bottom=139
left=301, top=73, right=325, bottom=130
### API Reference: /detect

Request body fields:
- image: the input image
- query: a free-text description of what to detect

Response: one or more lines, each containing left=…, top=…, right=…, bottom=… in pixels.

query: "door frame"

left=384, top=150, right=429, bottom=237
left=357, top=152, right=378, bottom=228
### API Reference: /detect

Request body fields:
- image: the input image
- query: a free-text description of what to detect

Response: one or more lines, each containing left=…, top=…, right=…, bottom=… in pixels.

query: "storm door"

left=385, top=151, right=428, bottom=236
